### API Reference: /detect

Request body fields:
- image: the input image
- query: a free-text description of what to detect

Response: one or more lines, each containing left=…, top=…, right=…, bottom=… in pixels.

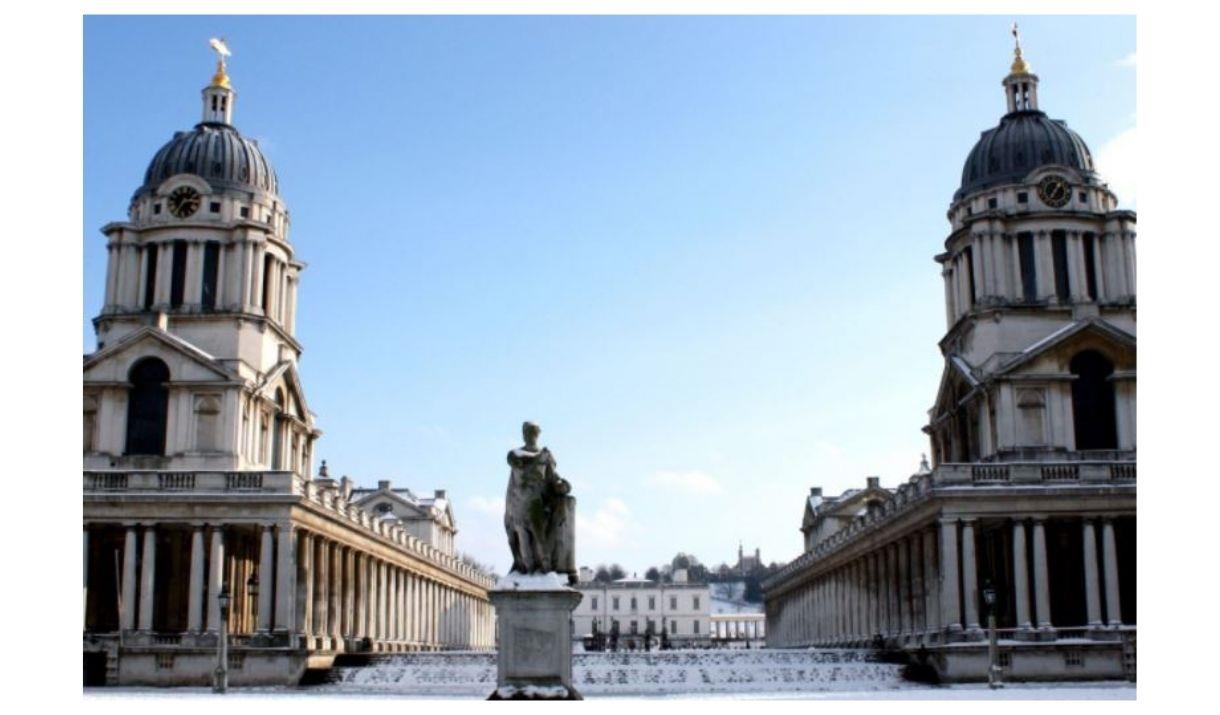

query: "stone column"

left=83, top=526, right=90, bottom=627
left=1082, top=520, right=1103, bottom=627
left=938, top=518, right=962, bottom=634
left=923, top=528, right=940, bottom=638
left=1012, top=520, right=1032, bottom=630
left=120, top=525, right=138, bottom=631
left=138, top=524, right=156, bottom=631
left=275, top=524, right=295, bottom=632
left=909, top=536, right=924, bottom=634
left=390, top=568, right=400, bottom=644
left=297, top=531, right=313, bottom=642
left=329, top=543, right=342, bottom=643
left=1102, top=519, right=1123, bottom=627
left=345, top=548, right=356, bottom=640
left=377, top=561, right=387, bottom=644
left=207, top=526, right=225, bottom=633
left=188, top=524, right=205, bottom=632
left=887, top=544, right=900, bottom=636
left=1032, top=518, right=1054, bottom=632
left=897, top=538, right=910, bottom=636
left=314, top=537, right=329, bottom=646
left=258, top=524, right=274, bottom=631
left=960, top=519, right=981, bottom=634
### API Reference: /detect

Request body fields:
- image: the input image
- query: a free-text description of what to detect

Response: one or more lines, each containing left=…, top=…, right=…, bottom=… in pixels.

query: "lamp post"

left=213, top=583, right=230, bottom=693
left=982, top=583, right=1002, bottom=689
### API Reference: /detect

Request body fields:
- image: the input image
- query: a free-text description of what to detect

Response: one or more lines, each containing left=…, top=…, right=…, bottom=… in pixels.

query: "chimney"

left=809, top=487, right=822, bottom=497
left=378, top=479, right=391, bottom=491
left=434, top=489, right=446, bottom=499
left=867, top=476, right=880, bottom=489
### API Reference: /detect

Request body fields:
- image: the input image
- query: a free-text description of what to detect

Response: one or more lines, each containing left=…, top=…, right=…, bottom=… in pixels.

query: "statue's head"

left=522, top=421, right=541, bottom=446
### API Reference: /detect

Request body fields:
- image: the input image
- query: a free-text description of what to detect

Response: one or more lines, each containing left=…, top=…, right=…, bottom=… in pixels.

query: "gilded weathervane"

left=209, top=37, right=232, bottom=88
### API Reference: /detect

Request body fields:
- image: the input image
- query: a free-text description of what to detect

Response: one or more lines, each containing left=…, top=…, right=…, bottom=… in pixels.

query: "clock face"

left=167, top=186, right=201, bottom=218
left=1036, top=175, right=1071, bottom=208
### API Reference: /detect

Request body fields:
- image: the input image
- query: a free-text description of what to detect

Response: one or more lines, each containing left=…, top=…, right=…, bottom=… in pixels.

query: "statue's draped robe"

left=504, top=447, right=575, bottom=579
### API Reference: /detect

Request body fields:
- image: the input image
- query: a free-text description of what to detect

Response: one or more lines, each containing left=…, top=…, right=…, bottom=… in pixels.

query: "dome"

left=955, top=110, right=1098, bottom=202
left=137, top=122, right=278, bottom=199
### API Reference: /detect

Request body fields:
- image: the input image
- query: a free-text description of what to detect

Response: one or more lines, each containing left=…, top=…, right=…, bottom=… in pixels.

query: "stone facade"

left=762, top=41, right=1136, bottom=683
left=83, top=55, right=495, bottom=687
left=573, top=578, right=712, bottom=648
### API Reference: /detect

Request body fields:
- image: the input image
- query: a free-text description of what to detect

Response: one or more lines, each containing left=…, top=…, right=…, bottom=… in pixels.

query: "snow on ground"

left=709, top=581, right=763, bottom=614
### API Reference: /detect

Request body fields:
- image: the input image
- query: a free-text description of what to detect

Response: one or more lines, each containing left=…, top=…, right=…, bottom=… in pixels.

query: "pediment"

left=998, top=319, right=1136, bottom=377
left=83, top=327, right=234, bottom=384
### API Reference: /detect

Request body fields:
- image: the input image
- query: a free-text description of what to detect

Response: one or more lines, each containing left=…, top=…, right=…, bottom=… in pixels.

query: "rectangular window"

left=154, top=203, right=162, bottom=214
left=670, top=596, right=677, bottom=610
left=648, top=596, right=656, bottom=611
left=591, top=597, right=598, bottom=611
left=964, top=246, right=977, bottom=307
left=143, top=244, right=158, bottom=309
left=169, top=240, right=188, bottom=308
left=209, top=201, right=221, bottom=213
left=630, top=597, right=637, bottom=610
left=1078, top=191, right=1088, bottom=203
left=1018, top=232, right=1037, bottom=301
left=201, top=242, right=220, bottom=310
left=1083, top=232, right=1098, bottom=301
left=988, top=197, right=997, bottom=209
left=262, top=255, right=275, bottom=310
left=1051, top=230, right=1070, bottom=301
left=693, top=596, right=701, bottom=610
left=670, top=620, right=676, bottom=634
left=693, top=620, right=700, bottom=634
left=630, top=620, right=638, bottom=634
left=612, top=597, right=619, bottom=611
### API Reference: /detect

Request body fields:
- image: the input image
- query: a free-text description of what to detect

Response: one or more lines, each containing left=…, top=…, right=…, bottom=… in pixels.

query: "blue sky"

left=83, top=15, right=1135, bottom=576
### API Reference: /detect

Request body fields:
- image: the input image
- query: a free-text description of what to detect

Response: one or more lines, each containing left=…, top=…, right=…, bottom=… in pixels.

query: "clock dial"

left=1036, top=175, right=1071, bottom=208
left=167, top=186, right=202, bottom=218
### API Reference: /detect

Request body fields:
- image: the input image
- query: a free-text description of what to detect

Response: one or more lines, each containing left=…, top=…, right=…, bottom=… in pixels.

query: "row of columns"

left=101, top=237, right=298, bottom=334
left=943, top=229, right=1136, bottom=322
left=293, top=529, right=493, bottom=652
left=768, top=515, right=1126, bottom=647
left=713, top=618, right=765, bottom=641
left=85, top=522, right=494, bottom=652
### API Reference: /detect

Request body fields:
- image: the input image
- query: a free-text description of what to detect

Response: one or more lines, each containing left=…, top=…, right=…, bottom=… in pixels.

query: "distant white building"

left=572, top=576, right=711, bottom=648
left=350, top=481, right=457, bottom=555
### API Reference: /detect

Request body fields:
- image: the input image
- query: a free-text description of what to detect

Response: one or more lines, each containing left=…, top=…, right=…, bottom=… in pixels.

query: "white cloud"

left=1117, top=52, right=1136, bottom=68
left=577, top=497, right=635, bottom=549
left=468, top=495, right=504, bottom=517
left=646, top=469, right=724, bottom=495
left=1096, top=126, right=1137, bottom=208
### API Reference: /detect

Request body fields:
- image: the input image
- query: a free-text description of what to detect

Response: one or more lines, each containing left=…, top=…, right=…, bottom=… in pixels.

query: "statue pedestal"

left=488, top=573, right=582, bottom=700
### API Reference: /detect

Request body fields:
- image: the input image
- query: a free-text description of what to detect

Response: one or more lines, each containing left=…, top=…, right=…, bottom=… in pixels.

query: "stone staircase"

left=321, top=649, right=912, bottom=696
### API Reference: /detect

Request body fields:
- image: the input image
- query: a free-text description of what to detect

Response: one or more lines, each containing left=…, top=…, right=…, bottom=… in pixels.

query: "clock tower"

left=925, top=30, right=1137, bottom=466
left=85, top=46, right=319, bottom=475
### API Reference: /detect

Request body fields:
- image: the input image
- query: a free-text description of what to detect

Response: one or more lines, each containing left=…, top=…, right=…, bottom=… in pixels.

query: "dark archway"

left=124, top=357, right=170, bottom=455
left=1070, top=350, right=1118, bottom=450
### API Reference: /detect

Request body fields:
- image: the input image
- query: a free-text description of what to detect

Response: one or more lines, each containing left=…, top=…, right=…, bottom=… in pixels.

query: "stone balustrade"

left=763, top=458, right=1135, bottom=591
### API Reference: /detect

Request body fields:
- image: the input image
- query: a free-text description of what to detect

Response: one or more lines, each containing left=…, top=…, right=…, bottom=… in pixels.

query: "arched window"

left=124, top=357, right=170, bottom=455
left=1070, top=350, right=1118, bottom=450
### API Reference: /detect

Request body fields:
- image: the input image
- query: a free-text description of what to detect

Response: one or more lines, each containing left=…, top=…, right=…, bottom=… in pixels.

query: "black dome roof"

left=138, top=122, right=278, bottom=198
left=956, top=110, right=1097, bottom=202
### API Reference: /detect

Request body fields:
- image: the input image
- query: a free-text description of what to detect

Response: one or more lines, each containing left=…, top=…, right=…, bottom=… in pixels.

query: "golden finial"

left=1010, top=22, right=1031, bottom=75
left=208, top=37, right=232, bottom=88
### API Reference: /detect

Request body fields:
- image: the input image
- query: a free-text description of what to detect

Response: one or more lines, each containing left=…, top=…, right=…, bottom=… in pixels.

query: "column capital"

left=937, top=516, right=957, bottom=526
left=959, top=517, right=977, bottom=525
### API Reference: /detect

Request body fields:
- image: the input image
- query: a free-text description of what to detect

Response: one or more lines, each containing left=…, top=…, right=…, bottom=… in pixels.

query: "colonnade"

left=83, top=521, right=495, bottom=652
left=712, top=616, right=765, bottom=642
left=766, top=515, right=1129, bottom=648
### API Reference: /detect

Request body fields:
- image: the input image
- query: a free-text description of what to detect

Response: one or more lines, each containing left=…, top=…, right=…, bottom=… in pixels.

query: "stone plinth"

left=488, top=572, right=582, bottom=700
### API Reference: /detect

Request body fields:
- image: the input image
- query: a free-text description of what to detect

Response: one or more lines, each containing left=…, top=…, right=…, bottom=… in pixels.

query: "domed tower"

left=85, top=43, right=319, bottom=475
left=926, top=30, right=1136, bottom=466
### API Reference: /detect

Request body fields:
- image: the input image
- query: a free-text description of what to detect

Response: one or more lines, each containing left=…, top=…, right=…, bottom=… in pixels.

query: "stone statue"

left=504, top=421, right=576, bottom=581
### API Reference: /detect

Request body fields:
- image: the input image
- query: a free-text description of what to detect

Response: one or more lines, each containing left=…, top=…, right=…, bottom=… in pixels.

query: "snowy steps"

left=323, top=649, right=912, bottom=696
